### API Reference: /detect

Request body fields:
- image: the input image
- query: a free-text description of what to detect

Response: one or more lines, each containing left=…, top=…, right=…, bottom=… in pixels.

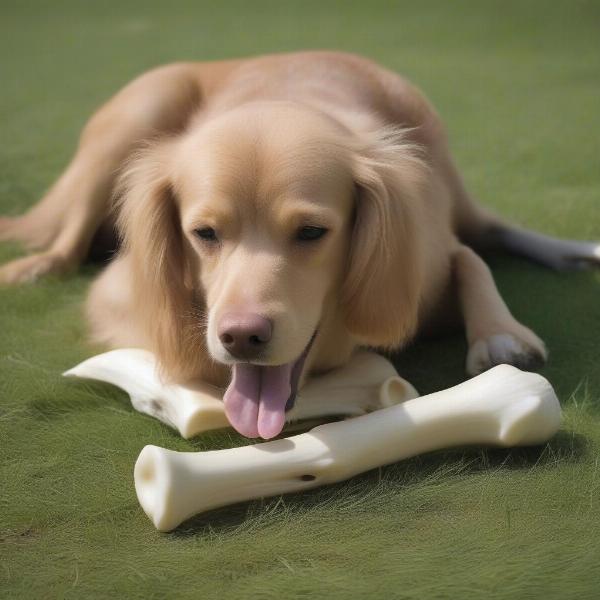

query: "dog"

left=1, top=51, right=597, bottom=439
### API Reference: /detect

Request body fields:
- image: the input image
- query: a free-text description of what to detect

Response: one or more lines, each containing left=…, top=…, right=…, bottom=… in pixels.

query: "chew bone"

left=134, top=364, right=561, bottom=531
left=64, top=349, right=417, bottom=438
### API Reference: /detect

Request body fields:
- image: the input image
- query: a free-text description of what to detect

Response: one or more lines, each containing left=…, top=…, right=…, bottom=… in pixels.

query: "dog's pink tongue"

left=223, top=364, right=261, bottom=438
left=223, top=363, right=292, bottom=440
left=257, top=364, right=293, bottom=439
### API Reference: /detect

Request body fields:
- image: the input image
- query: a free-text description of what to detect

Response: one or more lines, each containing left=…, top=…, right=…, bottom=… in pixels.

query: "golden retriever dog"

left=1, top=51, right=598, bottom=439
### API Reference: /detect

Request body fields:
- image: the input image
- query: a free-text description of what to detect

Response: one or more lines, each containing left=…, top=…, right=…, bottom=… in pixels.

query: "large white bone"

left=64, top=349, right=418, bottom=438
left=134, top=365, right=561, bottom=531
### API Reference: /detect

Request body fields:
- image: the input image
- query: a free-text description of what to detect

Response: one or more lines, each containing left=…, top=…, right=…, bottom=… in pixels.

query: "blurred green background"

left=1, top=1, right=599, bottom=598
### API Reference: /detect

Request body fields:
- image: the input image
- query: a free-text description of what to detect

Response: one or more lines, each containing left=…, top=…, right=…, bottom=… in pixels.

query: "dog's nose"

left=218, top=313, right=273, bottom=359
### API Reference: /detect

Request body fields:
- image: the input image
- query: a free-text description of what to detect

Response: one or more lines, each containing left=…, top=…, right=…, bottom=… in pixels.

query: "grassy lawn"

left=1, top=1, right=599, bottom=598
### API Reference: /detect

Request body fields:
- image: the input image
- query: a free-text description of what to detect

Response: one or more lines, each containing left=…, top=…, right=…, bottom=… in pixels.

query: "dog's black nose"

left=218, top=313, right=272, bottom=359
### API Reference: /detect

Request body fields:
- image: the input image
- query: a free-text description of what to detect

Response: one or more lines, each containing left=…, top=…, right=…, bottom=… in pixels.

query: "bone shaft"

left=136, top=404, right=491, bottom=530
left=135, top=365, right=561, bottom=530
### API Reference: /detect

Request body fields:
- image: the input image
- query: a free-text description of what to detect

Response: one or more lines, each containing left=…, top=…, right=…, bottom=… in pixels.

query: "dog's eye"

left=296, top=226, right=328, bottom=242
left=194, top=227, right=218, bottom=243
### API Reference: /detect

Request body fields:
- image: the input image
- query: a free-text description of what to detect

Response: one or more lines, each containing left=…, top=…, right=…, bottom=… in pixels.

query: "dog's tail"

left=445, top=158, right=599, bottom=271
left=477, top=222, right=599, bottom=271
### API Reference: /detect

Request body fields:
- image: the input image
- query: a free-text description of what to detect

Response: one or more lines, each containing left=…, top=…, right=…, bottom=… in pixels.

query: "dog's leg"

left=453, top=244, right=547, bottom=376
left=0, top=63, right=201, bottom=284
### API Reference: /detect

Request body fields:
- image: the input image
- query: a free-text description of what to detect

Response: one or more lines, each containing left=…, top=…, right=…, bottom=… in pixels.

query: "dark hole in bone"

left=150, top=400, right=164, bottom=416
left=300, top=474, right=316, bottom=481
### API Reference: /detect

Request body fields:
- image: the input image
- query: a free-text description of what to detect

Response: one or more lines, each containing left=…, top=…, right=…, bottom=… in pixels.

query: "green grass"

left=1, top=1, right=600, bottom=598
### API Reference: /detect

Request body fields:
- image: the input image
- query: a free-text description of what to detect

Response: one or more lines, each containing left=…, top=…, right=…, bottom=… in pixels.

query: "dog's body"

left=2, top=51, right=597, bottom=438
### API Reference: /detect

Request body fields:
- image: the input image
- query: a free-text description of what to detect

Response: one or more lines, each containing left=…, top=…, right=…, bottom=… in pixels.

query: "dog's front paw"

left=466, top=332, right=547, bottom=376
left=0, top=252, right=71, bottom=285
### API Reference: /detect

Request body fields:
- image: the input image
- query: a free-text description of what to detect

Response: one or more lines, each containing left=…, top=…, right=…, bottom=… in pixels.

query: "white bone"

left=134, top=364, right=561, bottom=531
left=64, top=349, right=418, bottom=438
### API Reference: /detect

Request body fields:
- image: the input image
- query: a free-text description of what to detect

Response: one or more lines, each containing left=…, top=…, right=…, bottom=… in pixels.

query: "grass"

left=1, top=1, right=599, bottom=598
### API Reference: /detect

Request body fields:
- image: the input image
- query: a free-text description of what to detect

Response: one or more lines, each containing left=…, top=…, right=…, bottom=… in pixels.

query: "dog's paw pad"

left=467, top=333, right=547, bottom=376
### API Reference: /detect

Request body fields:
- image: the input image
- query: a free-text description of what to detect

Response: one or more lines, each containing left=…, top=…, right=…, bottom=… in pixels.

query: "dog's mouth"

left=223, top=330, right=317, bottom=439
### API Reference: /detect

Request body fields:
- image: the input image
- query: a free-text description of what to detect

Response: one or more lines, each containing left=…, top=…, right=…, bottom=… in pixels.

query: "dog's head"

left=118, top=102, right=426, bottom=438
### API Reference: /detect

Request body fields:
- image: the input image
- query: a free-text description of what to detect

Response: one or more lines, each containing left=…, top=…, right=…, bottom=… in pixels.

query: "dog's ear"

left=116, top=141, right=204, bottom=382
left=341, top=127, right=427, bottom=349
